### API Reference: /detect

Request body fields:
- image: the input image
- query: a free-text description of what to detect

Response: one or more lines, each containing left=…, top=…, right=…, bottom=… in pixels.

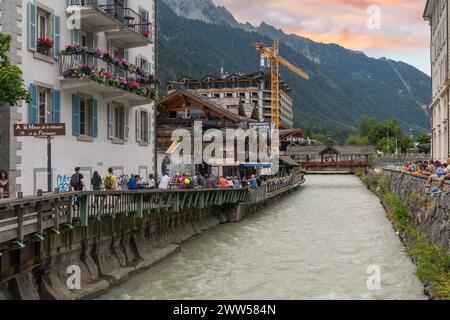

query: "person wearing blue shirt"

left=128, top=174, right=139, bottom=190
left=249, top=175, right=258, bottom=189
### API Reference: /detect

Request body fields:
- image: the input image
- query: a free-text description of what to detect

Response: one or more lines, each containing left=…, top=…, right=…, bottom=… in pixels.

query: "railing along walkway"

left=0, top=188, right=248, bottom=248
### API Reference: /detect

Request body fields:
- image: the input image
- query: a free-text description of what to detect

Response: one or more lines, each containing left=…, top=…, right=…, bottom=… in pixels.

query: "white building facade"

left=0, top=0, right=157, bottom=196
left=424, top=0, right=449, bottom=161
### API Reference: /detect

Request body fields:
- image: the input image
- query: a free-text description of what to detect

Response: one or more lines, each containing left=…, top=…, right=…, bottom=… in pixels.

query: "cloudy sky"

left=213, top=0, right=431, bottom=75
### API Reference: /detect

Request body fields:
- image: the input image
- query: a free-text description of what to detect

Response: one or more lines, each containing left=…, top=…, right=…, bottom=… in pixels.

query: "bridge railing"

left=0, top=188, right=249, bottom=249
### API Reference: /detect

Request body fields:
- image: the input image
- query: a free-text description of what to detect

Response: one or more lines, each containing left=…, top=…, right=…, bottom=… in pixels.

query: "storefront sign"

left=13, top=123, right=66, bottom=137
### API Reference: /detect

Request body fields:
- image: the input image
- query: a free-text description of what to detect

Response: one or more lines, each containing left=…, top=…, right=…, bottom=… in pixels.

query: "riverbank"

left=360, top=170, right=450, bottom=300
left=102, top=174, right=425, bottom=300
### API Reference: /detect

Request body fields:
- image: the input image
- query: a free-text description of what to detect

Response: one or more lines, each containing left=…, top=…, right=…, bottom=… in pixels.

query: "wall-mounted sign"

left=247, top=122, right=271, bottom=131
left=13, top=123, right=66, bottom=137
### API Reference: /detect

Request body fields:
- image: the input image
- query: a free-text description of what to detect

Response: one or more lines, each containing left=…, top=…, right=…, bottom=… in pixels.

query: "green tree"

left=359, top=115, right=377, bottom=137
left=346, top=135, right=369, bottom=146
left=416, top=133, right=431, bottom=154
left=0, top=34, right=30, bottom=106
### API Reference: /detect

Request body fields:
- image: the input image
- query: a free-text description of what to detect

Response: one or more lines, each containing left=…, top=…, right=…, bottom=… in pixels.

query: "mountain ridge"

left=157, top=0, right=431, bottom=140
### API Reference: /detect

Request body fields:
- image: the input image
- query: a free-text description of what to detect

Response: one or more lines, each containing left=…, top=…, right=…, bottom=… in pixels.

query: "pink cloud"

left=213, top=0, right=431, bottom=73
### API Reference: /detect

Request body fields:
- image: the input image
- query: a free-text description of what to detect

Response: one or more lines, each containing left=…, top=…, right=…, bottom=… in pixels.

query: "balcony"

left=66, top=0, right=124, bottom=31
left=59, top=46, right=158, bottom=107
left=105, top=8, right=153, bottom=48
left=66, top=1, right=153, bottom=48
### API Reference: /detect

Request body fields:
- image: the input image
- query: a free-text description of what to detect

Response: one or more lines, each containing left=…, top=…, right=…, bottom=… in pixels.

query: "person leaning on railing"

left=0, top=170, right=9, bottom=199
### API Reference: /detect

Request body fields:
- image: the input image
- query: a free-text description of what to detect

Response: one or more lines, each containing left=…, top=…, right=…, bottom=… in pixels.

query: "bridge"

left=0, top=174, right=304, bottom=299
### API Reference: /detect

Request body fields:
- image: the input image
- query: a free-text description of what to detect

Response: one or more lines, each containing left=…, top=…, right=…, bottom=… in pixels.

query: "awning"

left=240, top=163, right=273, bottom=168
left=166, top=141, right=181, bottom=154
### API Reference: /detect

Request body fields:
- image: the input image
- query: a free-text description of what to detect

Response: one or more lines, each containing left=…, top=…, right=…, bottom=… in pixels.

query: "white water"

left=100, top=175, right=427, bottom=300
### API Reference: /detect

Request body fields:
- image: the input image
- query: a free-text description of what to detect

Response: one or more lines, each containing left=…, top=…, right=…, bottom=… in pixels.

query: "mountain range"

left=157, top=0, right=431, bottom=141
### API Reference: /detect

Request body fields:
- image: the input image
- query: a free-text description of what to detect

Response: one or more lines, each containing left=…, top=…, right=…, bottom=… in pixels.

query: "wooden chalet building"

left=156, top=90, right=265, bottom=177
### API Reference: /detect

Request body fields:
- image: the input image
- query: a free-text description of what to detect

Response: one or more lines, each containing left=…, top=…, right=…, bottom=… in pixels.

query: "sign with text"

left=247, top=122, right=272, bottom=131
left=13, top=123, right=66, bottom=137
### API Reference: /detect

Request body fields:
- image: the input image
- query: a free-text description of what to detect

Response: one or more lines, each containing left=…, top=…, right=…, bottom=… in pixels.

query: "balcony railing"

left=66, top=0, right=152, bottom=39
left=60, top=46, right=158, bottom=100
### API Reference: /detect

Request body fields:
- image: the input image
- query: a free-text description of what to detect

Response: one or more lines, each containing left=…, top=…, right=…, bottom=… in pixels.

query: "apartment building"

left=167, top=71, right=295, bottom=129
left=0, top=0, right=157, bottom=196
left=424, top=0, right=449, bottom=161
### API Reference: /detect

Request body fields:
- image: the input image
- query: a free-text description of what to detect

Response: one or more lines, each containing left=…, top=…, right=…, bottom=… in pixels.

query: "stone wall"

left=372, top=169, right=450, bottom=251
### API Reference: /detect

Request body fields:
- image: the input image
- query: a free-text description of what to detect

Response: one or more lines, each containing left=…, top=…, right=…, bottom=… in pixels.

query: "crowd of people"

left=69, top=167, right=269, bottom=192
left=401, top=159, right=450, bottom=194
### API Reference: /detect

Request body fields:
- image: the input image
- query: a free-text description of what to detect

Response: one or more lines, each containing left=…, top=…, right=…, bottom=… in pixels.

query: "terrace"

left=59, top=45, right=158, bottom=106
left=66, top=0, right=152, bottom=48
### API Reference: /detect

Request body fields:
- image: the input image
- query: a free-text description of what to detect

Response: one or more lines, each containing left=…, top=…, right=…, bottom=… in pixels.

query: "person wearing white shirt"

left=159, top=174, right=171, bottom=190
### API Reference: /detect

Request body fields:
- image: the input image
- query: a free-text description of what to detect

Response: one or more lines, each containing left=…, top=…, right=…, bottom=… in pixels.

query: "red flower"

left=142, top=30, right=150, bottom=38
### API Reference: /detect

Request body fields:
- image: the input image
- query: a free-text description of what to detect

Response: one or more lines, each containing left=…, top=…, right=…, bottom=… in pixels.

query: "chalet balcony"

left=105, top=8, right=153, bottom=49
left=66, top=0, right=124, bottom=32
left=67, top=1, right=153, bottom=48
left=59, top=46, right=158, bottom=107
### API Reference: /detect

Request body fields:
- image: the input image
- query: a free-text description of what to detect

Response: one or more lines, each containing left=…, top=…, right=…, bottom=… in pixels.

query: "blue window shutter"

left=53, top=15, right=61, bottom=59
left=27, top=2, right=37, bottom=52
left=147, top=112, right=152, bottom=143
left=28, top=84, right=38, bottom=123
left=107, top=40, right=112, bottom=53
left=71, top=29, right=80, bottom=45
left=52, top=89, right=61, bottom=123
left=108, top=103, right=113, bottom=139
left=124, top=108, right=129, bottom=141
left=92, top=100, right=98, bottom=138
left=72, top=95, right=80, bottom=136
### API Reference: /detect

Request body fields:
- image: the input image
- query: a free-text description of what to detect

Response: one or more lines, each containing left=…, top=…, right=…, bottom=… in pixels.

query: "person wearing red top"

left=219, top=176, right=228, bottom=188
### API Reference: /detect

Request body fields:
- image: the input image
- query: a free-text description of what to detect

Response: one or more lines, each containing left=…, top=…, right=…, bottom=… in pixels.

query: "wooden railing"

left=0, top=188, right=248, bottom=249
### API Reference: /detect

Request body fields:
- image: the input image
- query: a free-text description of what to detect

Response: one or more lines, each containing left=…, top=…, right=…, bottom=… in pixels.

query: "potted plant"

left=37, top=38, right=54, bottom=55
left=142, top=30, right=150, bottom=38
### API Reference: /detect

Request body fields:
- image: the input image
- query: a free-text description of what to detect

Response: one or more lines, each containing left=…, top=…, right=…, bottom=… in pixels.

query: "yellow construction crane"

left=253, top=40, right=309, bottom=129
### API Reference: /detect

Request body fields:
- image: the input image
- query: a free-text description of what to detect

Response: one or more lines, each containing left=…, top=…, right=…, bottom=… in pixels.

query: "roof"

left=157, top=90, right=242, bottom=123
left=280, top=156, right=300, bottom=167
left=157, top=90, right=259, bottom=123
left=423, top=0, right=436, bottom=19
left=286, top=145, right=375, bottom=156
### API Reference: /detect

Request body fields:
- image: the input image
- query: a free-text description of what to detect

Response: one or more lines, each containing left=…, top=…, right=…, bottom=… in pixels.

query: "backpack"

left=104, top=175, right=113, bottom=189
left=70, top=174, right=81, bottom=190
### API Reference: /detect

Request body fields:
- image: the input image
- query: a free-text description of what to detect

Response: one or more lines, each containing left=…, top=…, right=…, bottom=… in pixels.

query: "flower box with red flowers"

left=37, top=38, right=54, bottom=50
left=142, top=30, right=151, bottom=38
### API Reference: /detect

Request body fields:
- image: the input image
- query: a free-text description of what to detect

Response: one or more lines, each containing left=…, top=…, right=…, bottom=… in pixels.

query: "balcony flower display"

left=62, top=44, right=83, bottom=55
left=142, top=30, right=150, bottom=38
left=37, top=38, right=54, bottom=50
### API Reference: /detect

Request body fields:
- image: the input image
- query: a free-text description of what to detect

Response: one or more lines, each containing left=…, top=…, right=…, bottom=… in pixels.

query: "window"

left=226, top=93, right=233, bottom=98
left=213, top=93, right=220, bottom=98
left=114, top=105, right=125, bottom=140
left=37, top=8, right=51, bottom=56
left=80, top=98, right=92, bottom=136
left=136, top=109, right=151, bottom=143
left=38, top=87, right=52, bottom=124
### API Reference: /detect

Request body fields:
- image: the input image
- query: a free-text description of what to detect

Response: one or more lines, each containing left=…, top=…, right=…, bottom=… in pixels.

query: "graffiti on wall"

left=57, top=174, right=71, bottom=192
left=117, top=174, right=129, bottom=190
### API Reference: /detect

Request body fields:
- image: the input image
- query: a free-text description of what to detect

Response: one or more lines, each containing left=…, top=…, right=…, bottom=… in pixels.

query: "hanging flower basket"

left=142, top=30, right=151, bottom=38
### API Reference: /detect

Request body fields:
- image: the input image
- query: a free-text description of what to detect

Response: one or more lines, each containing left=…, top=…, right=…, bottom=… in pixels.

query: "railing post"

left=80, top=195, right=89, bottom=227
left=36, top=202, right=43, bottom=236
left=136, top=193, right=143, bottom=218
left=16, top=205, right=24, bottom=243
